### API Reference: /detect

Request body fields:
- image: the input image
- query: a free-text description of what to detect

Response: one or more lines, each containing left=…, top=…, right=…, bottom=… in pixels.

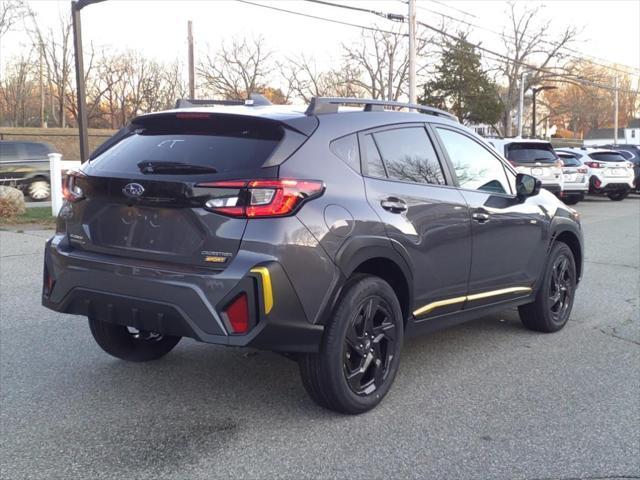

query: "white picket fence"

left=48, top=153, right=81, bottom=216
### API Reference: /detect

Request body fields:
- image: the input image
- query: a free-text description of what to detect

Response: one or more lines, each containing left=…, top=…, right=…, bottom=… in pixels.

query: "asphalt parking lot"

left=1, top=196, right=638, bottom=480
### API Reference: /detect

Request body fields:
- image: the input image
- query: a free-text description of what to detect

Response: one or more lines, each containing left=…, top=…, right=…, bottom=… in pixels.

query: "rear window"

left=558, top=154, right=581, bottom=166
left=89, top=115, right=283, bottom=176
left=506, top=143, right=558, bottom=163
left=589, top=152, right=627, bottom=162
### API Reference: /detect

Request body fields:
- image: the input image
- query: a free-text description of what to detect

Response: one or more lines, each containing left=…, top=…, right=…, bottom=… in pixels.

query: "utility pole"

left=39, top=41, right=45, bottom=128
left=614, top=76, right=619, bottom=145
left=408, top=0, right=417, bottom=105
left=517, top=72, right=526, bottom=137
left=188, top=20, right=195, bottom=99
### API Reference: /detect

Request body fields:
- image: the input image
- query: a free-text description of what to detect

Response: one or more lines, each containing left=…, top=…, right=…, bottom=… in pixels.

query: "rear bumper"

left=589, top=174, right=634, bottom=191
left=42, top=235, right=324, bottom=353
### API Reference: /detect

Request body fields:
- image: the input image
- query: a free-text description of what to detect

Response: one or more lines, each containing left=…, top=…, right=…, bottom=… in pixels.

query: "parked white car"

left=555, top=150, right=589, bottom=205
left=488, top=138, right=564, bottom=197
left=556, top=148, right=635, bottom=201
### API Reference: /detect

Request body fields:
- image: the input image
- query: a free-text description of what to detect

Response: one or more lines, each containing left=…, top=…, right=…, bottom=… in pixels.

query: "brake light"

left=197, top=179, right=325, bottom=218
left=224, top=293, right=249, bottom=334
left=62, top=170, right=85, bottom=202
left=584, top=161, right=603, bottom=169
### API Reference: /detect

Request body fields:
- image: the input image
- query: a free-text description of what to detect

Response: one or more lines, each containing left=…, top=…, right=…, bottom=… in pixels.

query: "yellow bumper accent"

left=250, top=267, right=273, bottom=314
left=413, top=286, right=532, bottom=318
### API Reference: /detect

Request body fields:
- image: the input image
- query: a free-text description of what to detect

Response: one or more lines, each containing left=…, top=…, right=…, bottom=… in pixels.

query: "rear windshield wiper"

left=137, top=161, right=218, bottom=174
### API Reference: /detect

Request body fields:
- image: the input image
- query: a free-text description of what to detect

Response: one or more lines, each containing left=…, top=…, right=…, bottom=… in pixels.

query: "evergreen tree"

left=420, top=33, right=503, bottom=125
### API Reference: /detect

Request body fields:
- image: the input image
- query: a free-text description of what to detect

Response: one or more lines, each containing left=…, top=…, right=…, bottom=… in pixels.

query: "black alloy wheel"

left=548, top=254, right=573, bottom=325
left=298, top=275, right=403, bottom=414
left=343, top=296, right=398, bottom=396
left=519, top=242, right=576, bottom=333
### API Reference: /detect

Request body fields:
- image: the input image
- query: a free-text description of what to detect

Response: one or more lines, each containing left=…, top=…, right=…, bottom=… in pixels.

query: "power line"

left=305, top=0, right=405, bottom=22
left=408, top=0, right=640, bottom=75
left=425, top=0, right=477, bottom=19
left=234, top=0, right=406, bottom=36
left=238, top=0, right=639, bottom=95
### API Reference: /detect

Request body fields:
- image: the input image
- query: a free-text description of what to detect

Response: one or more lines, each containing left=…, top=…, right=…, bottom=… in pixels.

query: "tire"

left=28, top=179, right=51, bottom=201
left=88, top=315, right=181, bottom=362
left=563, top=195, right=580, bottom=205
left=607, top=190, right=629, bottom=201
left=519, top=242, right=576, bottom=333
left=298, top=275, right=404, bottom=414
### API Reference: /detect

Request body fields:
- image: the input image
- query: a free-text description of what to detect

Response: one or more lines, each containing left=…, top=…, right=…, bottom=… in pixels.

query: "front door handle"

left=471, top=212, right=490, bottom=223
left=381, top=198, right=408, bottom=213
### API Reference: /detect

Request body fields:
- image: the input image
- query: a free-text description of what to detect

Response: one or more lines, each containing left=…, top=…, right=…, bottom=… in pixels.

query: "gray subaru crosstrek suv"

left=43, top=96, right=583, bottom=414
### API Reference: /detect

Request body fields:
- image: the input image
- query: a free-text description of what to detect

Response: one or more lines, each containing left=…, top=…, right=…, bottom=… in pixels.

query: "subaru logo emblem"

left=123, top=183, right=145, bottom=197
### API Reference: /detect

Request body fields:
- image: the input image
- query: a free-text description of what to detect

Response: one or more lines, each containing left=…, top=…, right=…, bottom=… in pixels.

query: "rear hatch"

left=558, top=154, right=588, bottom=183
left=505, top=142, right=563, bottom=183
left=64, top=112, right=292, bottom=269
left=587, top=152, right=633, bottom=178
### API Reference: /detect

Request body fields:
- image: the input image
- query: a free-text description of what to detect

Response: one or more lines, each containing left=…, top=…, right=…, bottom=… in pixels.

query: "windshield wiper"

left=137, top=161, right=217, bottom=174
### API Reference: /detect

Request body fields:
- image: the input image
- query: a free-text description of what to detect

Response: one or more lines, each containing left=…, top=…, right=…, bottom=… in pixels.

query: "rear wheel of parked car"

left=519, top=242, right=576, bottom=333
left=563, top=195, right=581, bottom=205
left=607, top=189, right=629, bottom=201
left=88, top=315, right=181, bottom=362
left=28, top=179, right=51, bottom=201
left=298, top=275, right=403, bottom=414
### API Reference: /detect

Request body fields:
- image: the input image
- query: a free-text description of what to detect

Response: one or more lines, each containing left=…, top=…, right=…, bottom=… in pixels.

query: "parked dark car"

left=599, top=144, right=640, bottom=191
left=0, top=141, right=54, bottom=200
left=42, top=96, right=584, bottom=414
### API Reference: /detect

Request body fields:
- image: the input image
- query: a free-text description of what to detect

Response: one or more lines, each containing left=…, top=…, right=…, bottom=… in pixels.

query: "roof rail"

left=175, top=93, right=272, bottom=109
left=305, top=97, right=458, bottom=122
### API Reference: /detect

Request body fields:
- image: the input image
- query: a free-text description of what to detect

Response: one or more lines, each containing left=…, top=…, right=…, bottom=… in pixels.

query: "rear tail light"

left=197, top=179, right=325, bottom=218
left=585, top=161, right=603, bottom=169
left=62, top=170, right=85, bottom=203
left=224, top=293, right=249, bottom=334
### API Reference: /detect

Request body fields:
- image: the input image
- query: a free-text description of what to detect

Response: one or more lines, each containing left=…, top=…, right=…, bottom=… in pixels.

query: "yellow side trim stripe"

left=250, top=267, right=274, bottom=315
left=413, top=286, right=532, bottom=318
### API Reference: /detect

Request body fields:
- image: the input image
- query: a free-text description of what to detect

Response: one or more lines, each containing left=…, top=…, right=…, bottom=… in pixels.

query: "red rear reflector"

left=225, top=293, right=249, bottom=334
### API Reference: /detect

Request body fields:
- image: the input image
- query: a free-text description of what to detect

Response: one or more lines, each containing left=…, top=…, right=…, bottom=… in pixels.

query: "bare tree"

left=498, top=2, right=578, bottom=136
left=0, top=0, right=26, bottom=39
left=198, top=36, right=272, bottom=99
left=0, top=51, right=38, bottom=126
left=342, top=26, right=428, bottom=101
left=279, top=54, right=362, bottom=102
left=27, top=9, right=74, bottom=127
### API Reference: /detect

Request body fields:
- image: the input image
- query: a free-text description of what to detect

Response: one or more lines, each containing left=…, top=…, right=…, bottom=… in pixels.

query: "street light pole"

left=71, top=0, right=106, bottom=163
left=531, top=86, right=557, bottom=139
left=517, top=72, right=526, bottom=137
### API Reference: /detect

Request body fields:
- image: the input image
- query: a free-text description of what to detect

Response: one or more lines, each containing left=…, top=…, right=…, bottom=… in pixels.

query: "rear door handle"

left=472, top=212, right=490, bottom=223
left=380, top=198, right=408, bottom=213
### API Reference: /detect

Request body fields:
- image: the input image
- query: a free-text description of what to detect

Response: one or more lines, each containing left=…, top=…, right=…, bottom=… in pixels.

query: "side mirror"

left=516, top=173, right=541, bottom=199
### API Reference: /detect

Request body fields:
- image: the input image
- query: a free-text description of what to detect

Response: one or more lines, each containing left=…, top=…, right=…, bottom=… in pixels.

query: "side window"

left=436, top=128, right=513, bottom=194
left=330, top=134, right=360, bottom=172
left=361, top=133, right=387, bottom=179
left=24, top=143, right=48, bottom=158
left=0, top=143, right=19, bottom=161
left=373, top=127, right=445, bottom=185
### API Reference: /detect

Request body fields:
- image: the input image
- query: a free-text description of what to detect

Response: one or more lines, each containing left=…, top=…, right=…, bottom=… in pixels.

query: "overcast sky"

left=3, top=0, right=639, bottom=84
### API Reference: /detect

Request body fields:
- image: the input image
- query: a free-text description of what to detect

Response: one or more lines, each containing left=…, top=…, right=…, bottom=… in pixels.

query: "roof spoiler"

left=305, top=97, right=458, bottom=122
left=175, top=93, right=272, bottom=109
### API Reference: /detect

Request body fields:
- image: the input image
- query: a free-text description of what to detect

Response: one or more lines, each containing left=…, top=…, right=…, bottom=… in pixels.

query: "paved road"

left=1, top=196, right=638, bottom=480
